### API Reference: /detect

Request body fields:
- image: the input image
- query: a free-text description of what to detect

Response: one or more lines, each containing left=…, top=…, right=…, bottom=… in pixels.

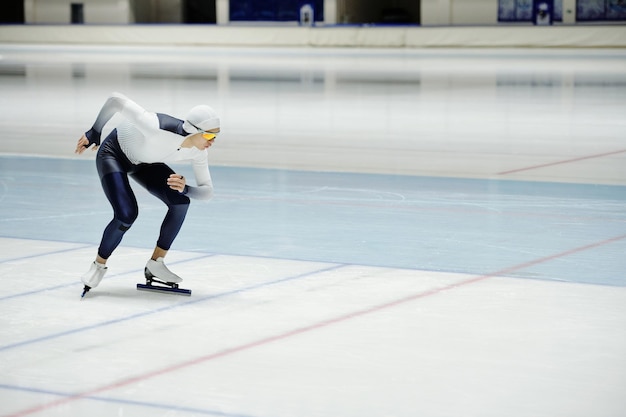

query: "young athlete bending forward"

left=75, top=92, right=220, bottom=296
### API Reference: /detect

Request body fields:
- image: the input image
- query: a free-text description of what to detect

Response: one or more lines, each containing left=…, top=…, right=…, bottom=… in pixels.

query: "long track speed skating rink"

left=0, top=45, right=625, bottom=417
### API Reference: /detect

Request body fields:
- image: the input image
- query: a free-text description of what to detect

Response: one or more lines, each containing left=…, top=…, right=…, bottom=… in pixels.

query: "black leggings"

left=95, top=130, right=190, bottom=259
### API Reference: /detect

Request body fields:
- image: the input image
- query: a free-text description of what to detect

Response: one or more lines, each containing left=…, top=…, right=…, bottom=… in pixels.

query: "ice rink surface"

left=0, top=44, right=625, bottom=417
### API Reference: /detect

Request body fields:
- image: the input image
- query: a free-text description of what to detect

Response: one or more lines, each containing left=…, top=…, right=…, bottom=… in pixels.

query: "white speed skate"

left=81, top=261, right=108, bottom=298
left=144, top=257, right=182, bottom=284
left=138, top=257, right=191, bottom=296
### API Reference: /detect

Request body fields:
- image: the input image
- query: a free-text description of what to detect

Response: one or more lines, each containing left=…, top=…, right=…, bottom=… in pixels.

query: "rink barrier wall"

left=1, top=24, right=625, bottom=48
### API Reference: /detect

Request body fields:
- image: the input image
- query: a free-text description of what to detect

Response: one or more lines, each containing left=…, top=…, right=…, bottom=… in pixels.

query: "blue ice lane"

left=1, top=156, right=625, bottom=286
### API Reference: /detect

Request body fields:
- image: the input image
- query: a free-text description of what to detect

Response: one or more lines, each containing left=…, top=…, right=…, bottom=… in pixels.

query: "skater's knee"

left=113, top=214, right=135, bottom=231
left=169, top=200, right=190, bottom=219
left=169, top=193, right=190, bottom=207
left=177, top=197, right=190, bottom=210
left=115, top=206, right=138, bottom=226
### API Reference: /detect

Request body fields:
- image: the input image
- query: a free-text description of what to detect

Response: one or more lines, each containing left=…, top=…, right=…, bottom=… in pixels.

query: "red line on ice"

left=497, top=148, right=626, bottom=175
left=6, top=233, right=626, bottom=417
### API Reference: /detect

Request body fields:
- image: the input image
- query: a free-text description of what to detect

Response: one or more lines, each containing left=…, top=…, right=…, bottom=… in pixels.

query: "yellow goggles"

left=188, top=120, right=218, bottom=141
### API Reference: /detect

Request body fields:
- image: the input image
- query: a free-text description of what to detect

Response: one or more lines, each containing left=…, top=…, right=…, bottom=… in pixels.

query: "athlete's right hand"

left=75, top=134, right=98, bottom=154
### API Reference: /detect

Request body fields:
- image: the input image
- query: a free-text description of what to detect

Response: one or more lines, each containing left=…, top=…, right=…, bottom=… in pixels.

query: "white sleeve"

left=185, top=153, right=214, bottom=200
left=91, top=92, right=155, bottom=136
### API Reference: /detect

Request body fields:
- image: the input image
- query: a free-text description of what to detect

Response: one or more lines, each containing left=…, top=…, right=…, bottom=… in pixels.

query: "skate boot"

left=145, top=257, right=182, bottom=284
left=81, top=261, right=107, bottom=297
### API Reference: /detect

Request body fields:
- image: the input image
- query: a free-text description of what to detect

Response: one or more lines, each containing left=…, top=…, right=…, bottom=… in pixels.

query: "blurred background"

left=2, top=0, right=626, bottom=26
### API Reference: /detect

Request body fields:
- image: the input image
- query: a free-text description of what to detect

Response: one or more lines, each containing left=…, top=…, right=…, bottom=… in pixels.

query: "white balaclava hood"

left=183, top=105, right=220, bottom=134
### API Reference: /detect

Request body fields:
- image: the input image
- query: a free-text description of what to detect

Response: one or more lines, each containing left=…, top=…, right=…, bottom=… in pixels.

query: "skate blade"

left=137, top=283, right=191, bottom=296
left=81, top=285, right=91, bottom=299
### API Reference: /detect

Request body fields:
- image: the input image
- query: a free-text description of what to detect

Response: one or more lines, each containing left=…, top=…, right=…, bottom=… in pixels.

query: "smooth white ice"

left=1, top=238, right=626, bottom=417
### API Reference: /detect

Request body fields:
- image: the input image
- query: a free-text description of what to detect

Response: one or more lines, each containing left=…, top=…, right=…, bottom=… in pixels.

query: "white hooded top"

left=90, top=92, right=216, bottom=200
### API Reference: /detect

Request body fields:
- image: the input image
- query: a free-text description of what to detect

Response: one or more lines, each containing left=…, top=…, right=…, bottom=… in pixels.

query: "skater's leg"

left=132, top=163, right=190, bottom=283
left=81, top=171, right=138, bottom=295
left=82, top=132, right=136, bottom=296
left=97, top=171, right=139, bottom=260
left=94, top=130, right=139, bottom=263
left=131, top=163, right=190, bottom=255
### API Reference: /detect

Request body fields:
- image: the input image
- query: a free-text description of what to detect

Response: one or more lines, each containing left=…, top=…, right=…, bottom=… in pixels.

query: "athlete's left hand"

left=167, top=174, right=186, bottom=192
left=75, top=135, right=98, bottom=154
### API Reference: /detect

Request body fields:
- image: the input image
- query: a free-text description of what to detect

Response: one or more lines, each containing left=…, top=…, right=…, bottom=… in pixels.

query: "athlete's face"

left=191, top=128, right=220, bottom=150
